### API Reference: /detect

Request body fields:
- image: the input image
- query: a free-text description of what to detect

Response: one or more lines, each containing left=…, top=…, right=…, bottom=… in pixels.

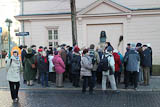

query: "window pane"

left=49, top=42, right=53, bottom=46
left=48, top=30, right=52, bottom=34
left=54, top=30, right=58, bottom=34
left=48, top=30, right=52, bottom=40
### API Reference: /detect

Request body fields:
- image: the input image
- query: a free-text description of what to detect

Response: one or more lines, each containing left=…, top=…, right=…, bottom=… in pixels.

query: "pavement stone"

left=0, top=89, right=160, bottom=107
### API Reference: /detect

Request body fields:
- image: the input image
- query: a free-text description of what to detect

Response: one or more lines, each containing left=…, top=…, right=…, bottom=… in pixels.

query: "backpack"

left=89, top=51, right=96, bottom=65
left=99, top=54, right=111, bottom=71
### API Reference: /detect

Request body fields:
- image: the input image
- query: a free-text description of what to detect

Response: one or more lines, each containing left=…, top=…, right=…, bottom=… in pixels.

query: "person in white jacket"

left=101, top=46, right=119, bottom=93
left=6, top=50, right=21, bottom=103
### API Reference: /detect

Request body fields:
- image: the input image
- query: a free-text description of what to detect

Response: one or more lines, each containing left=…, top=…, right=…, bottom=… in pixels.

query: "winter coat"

left=113, top=52, right=121, bottom=72
left=21, top=49, right=27, bottom=66
left=118, top=52, right=123, bottom=72
left=89, top=49, right=100, bottom=71
left=6, top=56, right=21, bottom=82
left=24, top=54, right=36, bottom=81
left=102, top=52, right=115, bottom=75
left=80, top=55, right=93, bottom=76
left=38, top=56, right=49, bottom=73
left=136, top=47, right=143, bottom=66
left=60, top=48, right=67, bottom=65
left=71, top=53, right=81, bottom=75
left=142, top=48, right=152, bottom=67
left=124, top=49, right=140, bottom=72
left=48, top=55, right=54, bottom=72
left=67, top=51, right=73, bottom=66
left=52, top=55, right=65, bottom=74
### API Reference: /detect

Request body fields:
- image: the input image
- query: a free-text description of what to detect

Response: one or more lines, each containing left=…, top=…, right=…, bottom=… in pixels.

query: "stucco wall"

left=24, top=19, right=73, bottom=48
left=126, top=15, right=160, bottom=64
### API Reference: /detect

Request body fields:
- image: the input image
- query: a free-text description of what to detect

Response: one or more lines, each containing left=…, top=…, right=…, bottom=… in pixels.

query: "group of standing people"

left=5, top=41, right=152, bottom=102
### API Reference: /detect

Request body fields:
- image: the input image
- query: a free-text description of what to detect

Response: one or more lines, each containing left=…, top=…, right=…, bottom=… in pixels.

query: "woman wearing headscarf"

left=6, top=50, right=21, bottom=102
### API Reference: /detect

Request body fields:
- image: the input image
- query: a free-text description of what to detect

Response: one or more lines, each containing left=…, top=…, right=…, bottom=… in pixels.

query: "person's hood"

left=25, top=53, right=34, bottom=58
left=11, top=55, right=19, bottom=60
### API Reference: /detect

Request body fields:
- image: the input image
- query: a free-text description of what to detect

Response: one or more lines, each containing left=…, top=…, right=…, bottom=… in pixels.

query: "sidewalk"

left=0, top=68, right=160, bottom=91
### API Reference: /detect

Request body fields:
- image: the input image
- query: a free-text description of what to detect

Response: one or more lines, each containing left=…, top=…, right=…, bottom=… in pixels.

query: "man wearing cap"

left=21, top=45, right=27, bottom=84
left=124, top=43, right=140, bottom=90
left=102, top=46, right=119, bottom=93
left=141, top=45, right=152, bottom=86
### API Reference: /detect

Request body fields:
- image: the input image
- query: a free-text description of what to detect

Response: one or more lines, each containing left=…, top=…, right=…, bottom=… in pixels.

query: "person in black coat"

left=71, top=46, right=81, bottom=87
left=38, top=51, right=49, bottom=87
left=142, top=45, right=152, bottom=86
left=21, top=45, right=27, bottom=84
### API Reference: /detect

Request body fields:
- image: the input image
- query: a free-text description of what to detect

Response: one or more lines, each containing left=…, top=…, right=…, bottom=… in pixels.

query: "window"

left=48, top=30, right=52, bottom=40
left=48, top=29, right=59, bottom=47
left=49, top=42, right=53, bottom=46
left=54, top=30, right=58, bottom=40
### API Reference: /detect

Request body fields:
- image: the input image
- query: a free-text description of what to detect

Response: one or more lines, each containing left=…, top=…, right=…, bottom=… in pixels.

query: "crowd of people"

left=5, top=42, right=152, bottom=102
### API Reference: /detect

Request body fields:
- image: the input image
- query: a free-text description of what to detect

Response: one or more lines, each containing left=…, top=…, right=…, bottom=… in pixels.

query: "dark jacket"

left=71, top=53, right=81, bottom=74
left=21, top=49, right=27, bottom=66
left=136, top=47, right=143, bottom=66
left=24, top=53, right=36, bottom=80
left=67, top=51, right=73, bottom=66
left=142, top=48, right=152, bottom=67
left=38, top=56, right=49, bottom=73
left=124, top=49, right=140, bottom=72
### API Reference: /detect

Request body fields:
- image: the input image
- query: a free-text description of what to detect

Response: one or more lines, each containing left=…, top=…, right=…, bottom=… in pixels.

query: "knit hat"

left=27, top=48, right=32, bottom=54
left=136, top=43, right=142, bottom=47
left=107, top=46, right=113, bottom=52
left=74, top=46, right=80, bottom=53
left=38, top=48, right=43, bottom=52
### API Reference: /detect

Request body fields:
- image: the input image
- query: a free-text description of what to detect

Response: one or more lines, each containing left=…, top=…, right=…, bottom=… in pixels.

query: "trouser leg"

left=45, top=72, right=49, bottom=86
left=88, top=76, right=93, bottom=93
left=102, top=74, right=107, bottom=91
left=82, top=76, right=87, bottom=92
left=133, top=72, right=138, bottom=88
left=114, top=72, right=118, bottom=85
left=75, top=74, right=80, bottom=87
left=41, top=72, right=45, bottom=86
left=92, top=71, right=96, bottom=88
left=9, top=81, right=15, bottom=99
left=108, top=75, right=117, bottom=90
left=118, top=72, right=121, bottom=84
left=125, top=71, right=130, bottom=88
left=15, top=82, right=20, bottom=99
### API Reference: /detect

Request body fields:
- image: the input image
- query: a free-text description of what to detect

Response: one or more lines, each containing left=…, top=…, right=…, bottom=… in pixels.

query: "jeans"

left=72, top=74, right=80, bottom=87
left=92, top=71, right=97, bottom=88
left=82, top=76, right=93, bottom=93
left=41, top=72, right=48, bottom=86
left=114, top=72, right=121, bottom=84
left=9, top=81, right=20, bottom=100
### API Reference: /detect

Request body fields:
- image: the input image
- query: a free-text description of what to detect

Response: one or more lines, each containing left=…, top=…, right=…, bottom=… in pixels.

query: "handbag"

left=27, top=59, right=36, bottom=69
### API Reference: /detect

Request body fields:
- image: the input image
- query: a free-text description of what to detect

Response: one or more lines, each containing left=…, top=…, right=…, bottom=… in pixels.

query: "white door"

left=87, top=23, right=123, bottom=54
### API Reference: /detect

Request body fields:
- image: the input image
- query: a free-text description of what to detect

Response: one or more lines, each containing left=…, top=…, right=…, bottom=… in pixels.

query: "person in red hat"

left=71, top=46, right=81, bottom=87
left=36, top=48, right=43, bottom=84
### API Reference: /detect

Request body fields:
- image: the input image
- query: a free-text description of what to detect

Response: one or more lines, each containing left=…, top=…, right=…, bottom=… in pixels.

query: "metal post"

left=70, top=0, right=78, bottom=46
left=8, top=24, right=11, bottom=58
left=21, top=0, right=25, bottom=45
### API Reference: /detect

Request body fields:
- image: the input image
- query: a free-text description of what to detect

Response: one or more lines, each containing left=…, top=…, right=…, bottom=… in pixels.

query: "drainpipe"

left=21, top=0, right=25, bottom=45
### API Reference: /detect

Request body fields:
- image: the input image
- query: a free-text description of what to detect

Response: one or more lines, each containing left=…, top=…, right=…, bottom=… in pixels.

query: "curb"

left=0, top=87, right=160, bottom=92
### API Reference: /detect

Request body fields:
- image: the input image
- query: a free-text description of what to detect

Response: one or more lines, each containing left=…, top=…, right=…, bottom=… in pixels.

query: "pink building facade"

left=15, top=0, right=160, bottom=65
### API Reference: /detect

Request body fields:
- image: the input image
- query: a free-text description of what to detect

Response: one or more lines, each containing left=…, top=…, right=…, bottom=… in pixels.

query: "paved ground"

left=0, top=68, right=160, bottom=107
left=0, top=89, right=160, bottom=107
